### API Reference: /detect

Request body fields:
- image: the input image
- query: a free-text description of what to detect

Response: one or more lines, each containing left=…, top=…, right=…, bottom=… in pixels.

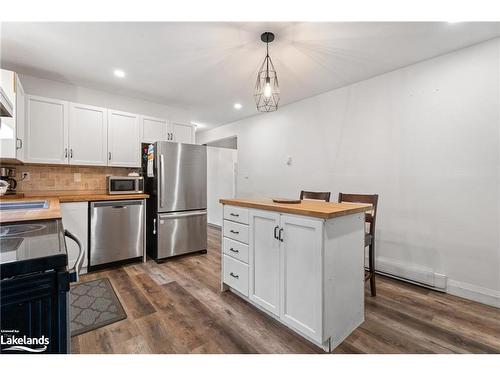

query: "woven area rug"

left=70, top=278, right=127, bottom=336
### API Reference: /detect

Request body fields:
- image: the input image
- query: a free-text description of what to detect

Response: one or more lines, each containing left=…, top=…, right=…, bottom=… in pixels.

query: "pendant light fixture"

left=254, top=32, right=280, bottom=112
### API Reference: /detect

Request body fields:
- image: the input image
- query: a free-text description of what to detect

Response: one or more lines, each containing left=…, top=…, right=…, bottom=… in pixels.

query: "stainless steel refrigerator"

left=143, top=141, right=207, bottom=261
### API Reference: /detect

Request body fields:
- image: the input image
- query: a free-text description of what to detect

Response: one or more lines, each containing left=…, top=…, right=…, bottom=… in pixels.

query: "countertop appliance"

left=89, top=199, right=145, bottom=270
left=0, top=167, right=17, bottom=195
left=0, top=219, right=84, bottom=354
left=142, top=142, right=207, bottom=261
left=107, top=175, right=144, bottom=195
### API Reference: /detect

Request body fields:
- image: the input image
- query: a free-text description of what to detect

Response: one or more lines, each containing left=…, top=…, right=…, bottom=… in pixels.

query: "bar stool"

left=338, top=193, right=379, bottom=296
left=299, top=190, right=331, bottom=202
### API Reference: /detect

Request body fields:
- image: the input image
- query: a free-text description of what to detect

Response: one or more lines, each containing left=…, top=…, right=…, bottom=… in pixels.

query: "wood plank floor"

left=71, top=226, right=500, bottom=354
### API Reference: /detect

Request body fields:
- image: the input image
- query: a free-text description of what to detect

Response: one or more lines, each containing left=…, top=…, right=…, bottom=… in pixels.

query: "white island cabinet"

left=220, top=198, right=371, bottom=352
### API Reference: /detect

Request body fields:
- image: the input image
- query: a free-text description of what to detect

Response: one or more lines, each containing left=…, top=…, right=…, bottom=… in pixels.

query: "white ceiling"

left=1, top=22, right=499, bottom=130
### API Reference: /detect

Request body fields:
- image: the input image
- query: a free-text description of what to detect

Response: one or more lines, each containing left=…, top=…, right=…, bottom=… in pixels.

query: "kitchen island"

left=219, top=198, right=372, bottom=352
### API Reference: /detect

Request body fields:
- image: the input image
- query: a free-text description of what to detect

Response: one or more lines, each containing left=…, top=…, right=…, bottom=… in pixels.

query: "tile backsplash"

left=6, top=165, right=137, bottom=192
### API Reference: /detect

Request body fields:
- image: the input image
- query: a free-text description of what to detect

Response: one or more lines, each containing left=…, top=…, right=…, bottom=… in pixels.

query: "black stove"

left=0, top=219, right=68, bottom=279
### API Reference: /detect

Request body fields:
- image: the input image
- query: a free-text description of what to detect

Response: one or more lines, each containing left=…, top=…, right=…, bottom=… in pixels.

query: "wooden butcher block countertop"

left=219, top=198, right=372, bottom=219
left=2, top=190, right=149, bottom=203
left=0, top=197, right=62, bottom=223
left=0, top=191, right=149, bottom=223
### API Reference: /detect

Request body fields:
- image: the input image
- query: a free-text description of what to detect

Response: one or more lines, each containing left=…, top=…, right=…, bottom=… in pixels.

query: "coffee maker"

left=0, top=167, right=17, bottom=195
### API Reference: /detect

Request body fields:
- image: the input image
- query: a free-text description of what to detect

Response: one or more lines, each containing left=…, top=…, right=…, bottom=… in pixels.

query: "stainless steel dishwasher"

left=89, top=200, right=145, bottom=269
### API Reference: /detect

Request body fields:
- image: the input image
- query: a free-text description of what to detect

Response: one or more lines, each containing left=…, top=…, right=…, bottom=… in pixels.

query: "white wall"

left=207, top=146, right=237, bottom=226
left=18, top=74, right=192, bottom=123
left=198, top=38, right=500, bottom=307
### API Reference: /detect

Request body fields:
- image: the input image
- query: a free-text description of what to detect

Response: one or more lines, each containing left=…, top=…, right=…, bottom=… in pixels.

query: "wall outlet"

left=22, top=172, right=30, bottom=181
left=74, top=173, right=81, bottom=182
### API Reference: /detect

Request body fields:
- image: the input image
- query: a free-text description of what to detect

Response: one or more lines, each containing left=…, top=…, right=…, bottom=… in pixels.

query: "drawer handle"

left=230, top=230, right=239, bottom=234
left=230, top=272, right=239, bottom=279
left=230, top=213, right=240, bottom=217
left=229, top=247, right=239, bottom=253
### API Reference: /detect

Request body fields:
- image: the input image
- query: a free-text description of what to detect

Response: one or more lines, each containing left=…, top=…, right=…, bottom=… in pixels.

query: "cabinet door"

left=15, top=74, right=25, bottom=162
left=171, top=122, right=194, bottom=144
left=142, top=116, right=168, bottom=143
left=280, top=214, right=323, bottom=341
left=0, top=70, right=16, bottom=159
left=26, top=95, right=69, bottom=164
left=249, top=209, right=281, bottom=316
left=107, top=109, right=141, bottom=167
left=61, top=202, right=88, bottom=274
left=69, top=103, right=108, bottom=166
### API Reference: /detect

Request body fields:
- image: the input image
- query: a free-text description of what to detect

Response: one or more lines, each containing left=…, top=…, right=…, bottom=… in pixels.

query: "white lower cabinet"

left=280, top=214, right=323, bottom=341
left=61, top=202, right=88, bottom=274
left=223, top=255, right=249, bottom=296
left=248, top=210, right=281, bottom=317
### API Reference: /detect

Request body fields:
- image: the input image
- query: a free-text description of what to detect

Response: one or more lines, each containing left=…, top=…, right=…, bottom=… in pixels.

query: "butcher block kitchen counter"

left=0, top=197, right=62, bottom=223
left=219, top=198, right=372, bottom=219
left=0, top=191, right=149, bottom=223
left=1, top=190, right=149, bottom=203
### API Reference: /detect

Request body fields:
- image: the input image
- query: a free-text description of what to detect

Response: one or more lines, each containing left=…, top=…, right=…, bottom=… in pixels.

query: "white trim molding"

left=447, top=280, right=500, bottom=308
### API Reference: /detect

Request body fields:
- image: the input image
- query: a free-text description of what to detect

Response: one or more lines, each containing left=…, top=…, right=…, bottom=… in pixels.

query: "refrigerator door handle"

left=159, top=154, right=165, bottom=208
left=159, top=210, right=207, bottom=219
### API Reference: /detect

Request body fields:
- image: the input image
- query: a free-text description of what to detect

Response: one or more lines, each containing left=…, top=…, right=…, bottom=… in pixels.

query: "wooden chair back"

left=338, top=193, right=379, bottom=235
left=300, top=190, right=331, bottom=202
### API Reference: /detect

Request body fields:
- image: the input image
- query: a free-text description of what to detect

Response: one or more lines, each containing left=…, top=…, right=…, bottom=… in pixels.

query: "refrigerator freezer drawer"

left=90, top=200, right=144, bottom=267
left=157, top=210, right=207, bottom=259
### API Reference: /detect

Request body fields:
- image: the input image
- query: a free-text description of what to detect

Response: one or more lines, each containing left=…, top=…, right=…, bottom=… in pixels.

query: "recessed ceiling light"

left=114, top=69, right=126, bottom=78
left=234, top=103, right=242, bottom=110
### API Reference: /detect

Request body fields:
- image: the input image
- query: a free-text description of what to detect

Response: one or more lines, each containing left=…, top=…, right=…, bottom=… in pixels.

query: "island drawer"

left=223, top=237, right=249, bottom=264
left=223, top=255, right=249, bottom=297
left=223, top=205, right=249, bottom=225
left=223, top=220, right=249, bottom=244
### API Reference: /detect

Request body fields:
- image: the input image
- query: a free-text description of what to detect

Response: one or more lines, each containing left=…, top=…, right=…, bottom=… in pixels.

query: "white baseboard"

left=447, top=279, right=500, bottom=308
left=372, top=256, right=500, bottom=308
left=369, top=256, right=447, bottom=290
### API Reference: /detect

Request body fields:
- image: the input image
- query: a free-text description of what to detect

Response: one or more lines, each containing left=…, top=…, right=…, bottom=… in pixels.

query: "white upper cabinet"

left=69, top=103, right=108, bottom=165
left=108, top=109, right=141, bottom=167
left=249, top=209, right=281, bottom=317
left=0, top=70, right=25, bottom=161
left=170, top=122, right=194, bottom=144
left=26, top=95, right=69, bottom=164
left=141, top=115, right=168, bottom=144
left=279, top=214, right=323, bottom=341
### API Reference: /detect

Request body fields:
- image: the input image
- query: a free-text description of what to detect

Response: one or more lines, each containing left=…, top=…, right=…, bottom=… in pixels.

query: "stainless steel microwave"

left=107, top=176, right=144, bottom=195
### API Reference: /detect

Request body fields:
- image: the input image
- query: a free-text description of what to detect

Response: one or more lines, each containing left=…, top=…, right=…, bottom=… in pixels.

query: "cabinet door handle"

left=274, top=225, right=279, bottom=240
left=16, top=138, right=22, bottom=150
left=278, top=228, right=284, bottom=242
left=64, top=148, right=68, bottom=158
left=229, top=247, right=239, bottom=253
left=70, top=149, right=73, bottom=158
left=230, top=230, right=239, bottom=234
left=108, top=152, right=112, bottom=160
left=230, top=213, right=239, bottom=217
left=229, top=272, right=239, bottom=279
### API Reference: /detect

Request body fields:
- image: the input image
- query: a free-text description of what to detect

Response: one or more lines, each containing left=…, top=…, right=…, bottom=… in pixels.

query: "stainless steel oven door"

left=157, top=210, right=207, bottom=259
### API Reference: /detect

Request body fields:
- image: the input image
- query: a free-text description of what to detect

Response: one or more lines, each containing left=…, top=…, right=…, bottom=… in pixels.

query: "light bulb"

left=264, top=82, right=273, bottom=98
left=264, top=79, right=272, bottom=98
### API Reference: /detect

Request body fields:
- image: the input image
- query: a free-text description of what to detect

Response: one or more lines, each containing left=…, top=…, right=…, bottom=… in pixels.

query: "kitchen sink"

left=0, top=200, right=49, bottom=211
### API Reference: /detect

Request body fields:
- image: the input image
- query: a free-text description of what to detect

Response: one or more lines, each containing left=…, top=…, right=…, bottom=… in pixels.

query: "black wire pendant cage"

left=254, top=32, right=280, bottom=112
